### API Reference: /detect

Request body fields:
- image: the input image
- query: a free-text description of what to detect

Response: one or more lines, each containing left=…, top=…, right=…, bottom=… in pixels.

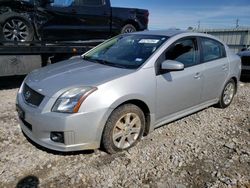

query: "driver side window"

left=51, top=0, right=76, bottom=7
left=79, top=0, right=103, bottom=6
left=165, top=38, right=198, bottom=68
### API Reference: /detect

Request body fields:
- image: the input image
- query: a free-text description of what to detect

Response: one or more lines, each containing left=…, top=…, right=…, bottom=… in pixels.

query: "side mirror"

left=161, top=60, right=184, bottom=72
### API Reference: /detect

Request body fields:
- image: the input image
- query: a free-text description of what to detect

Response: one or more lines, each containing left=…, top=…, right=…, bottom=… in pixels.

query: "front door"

left=155, top=37, right=204, bottom=122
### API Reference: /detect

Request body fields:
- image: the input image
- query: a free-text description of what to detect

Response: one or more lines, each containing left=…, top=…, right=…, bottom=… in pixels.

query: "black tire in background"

left=102, top=104, right=145, bottom=154
left=121, top=24, right=137, bottom=34
left=0, top=12, right=34, bottom=43
left=217, top=79, right=236, bottom=108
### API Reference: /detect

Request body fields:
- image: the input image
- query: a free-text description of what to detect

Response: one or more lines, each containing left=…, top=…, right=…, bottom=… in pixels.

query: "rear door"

left=41, top=0, right=111, bottom=41
left=155, top=37, right=204, bottom=121
left=199, top=37, right=229, bottom=102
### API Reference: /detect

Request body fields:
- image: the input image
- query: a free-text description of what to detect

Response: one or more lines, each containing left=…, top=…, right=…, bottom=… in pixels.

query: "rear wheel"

left=217, top=79, right=236, bottom=108
left=121, top=24, right=136, bottom=34
left=102, top=104, right=145, bottom=154
left=0, top=13, right=34, bottom=42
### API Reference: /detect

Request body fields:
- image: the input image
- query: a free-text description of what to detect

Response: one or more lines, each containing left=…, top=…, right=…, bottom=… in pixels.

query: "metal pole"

left=247, top=29, right=250, bottom=48
left=236, top=19, right=239, bottom=28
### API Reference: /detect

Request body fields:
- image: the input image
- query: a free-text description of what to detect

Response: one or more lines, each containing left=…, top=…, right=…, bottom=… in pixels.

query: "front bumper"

left=16, top=91, right=111, bottom=152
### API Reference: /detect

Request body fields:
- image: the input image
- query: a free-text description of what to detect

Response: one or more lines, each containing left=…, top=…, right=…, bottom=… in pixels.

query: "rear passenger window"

left=201, top=38, right=226, bottom=62
left=165, top=38, right=198, bottom=68
left=80, top=0, right=103, bottom=6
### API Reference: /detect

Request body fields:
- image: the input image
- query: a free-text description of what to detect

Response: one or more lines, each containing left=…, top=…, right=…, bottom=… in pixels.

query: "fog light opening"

left=50, top=132, right=64, bottom=143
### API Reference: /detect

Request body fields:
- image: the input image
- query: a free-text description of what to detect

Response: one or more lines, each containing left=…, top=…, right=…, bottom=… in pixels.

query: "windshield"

left=83, top=35, right=168, bottom=69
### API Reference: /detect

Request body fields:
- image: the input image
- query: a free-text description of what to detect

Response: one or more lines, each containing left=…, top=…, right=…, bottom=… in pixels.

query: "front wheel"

left=102, top=104, right=145, bottom=154
left=0, top=13, right=34, bottom=42
left=217, top=79, right=236, bottom=108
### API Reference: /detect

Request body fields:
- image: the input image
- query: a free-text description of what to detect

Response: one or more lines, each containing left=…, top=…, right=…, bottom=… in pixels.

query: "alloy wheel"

left=223, top=82, right=235, bottom=105
left=3, top=19, right=29, bottom=41
left=123, top=27, right=136, bottom=33
left=112, top=113, right=142, bottom=149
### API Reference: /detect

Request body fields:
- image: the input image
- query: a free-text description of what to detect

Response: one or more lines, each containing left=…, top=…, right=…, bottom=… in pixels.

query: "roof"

left=132, top=29, right=226, bottom=45
left=133, top=29, right=188, bottom=37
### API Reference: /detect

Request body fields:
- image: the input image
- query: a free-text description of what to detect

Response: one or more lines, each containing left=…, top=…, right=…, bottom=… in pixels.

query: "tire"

left=0, top=12, right=34, bottom=43
left=102, top=104, right=145, bottom=154
left=121, top=24, right=137, bottom=34
left=217, top=79, right=236, bottom=108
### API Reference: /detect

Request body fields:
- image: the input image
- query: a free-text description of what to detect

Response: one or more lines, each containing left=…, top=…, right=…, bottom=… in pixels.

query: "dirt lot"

left=0, top=77, right=249, bottom=188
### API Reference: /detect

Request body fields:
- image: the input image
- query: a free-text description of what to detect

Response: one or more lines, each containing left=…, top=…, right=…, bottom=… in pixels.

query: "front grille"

left=241, top=56, right=250, bottom=66
left=23, top=84, right=44, bottom=107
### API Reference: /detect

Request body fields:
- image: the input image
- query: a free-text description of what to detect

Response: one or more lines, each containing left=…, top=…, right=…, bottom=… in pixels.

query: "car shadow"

left=22, top=131, right=95, bottom=156
left=0, top=75, right=25, bottom=90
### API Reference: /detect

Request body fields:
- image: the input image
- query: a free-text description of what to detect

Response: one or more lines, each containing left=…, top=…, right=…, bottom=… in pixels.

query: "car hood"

left=25, top=57, right=135, bottom=97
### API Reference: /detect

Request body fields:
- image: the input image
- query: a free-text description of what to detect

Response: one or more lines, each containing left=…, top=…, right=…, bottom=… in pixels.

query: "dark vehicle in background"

left=0, top=0, right=148, bottom=77
left=238, top=47, right=250, bottom=77
left=0, top=0, right=149, bottom=42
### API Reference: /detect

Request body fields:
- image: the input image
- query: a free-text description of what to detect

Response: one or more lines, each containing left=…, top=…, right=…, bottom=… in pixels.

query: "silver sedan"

left=16, top=30, right=241, bottom=153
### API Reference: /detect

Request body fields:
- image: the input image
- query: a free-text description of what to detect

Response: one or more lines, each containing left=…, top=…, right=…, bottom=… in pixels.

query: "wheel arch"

left=219, top=75, right=238, bottom=98
left=231, top=76, right=238, bottom=93
left=123, top=19, right=139, bottom=31
left=116, top=99, right=151, bottom=135
left=99, top=97, right=152, bottom=144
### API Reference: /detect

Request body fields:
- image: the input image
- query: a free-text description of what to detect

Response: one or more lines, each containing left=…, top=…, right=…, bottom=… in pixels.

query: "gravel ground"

left=0, top=78, right=249, bottom=188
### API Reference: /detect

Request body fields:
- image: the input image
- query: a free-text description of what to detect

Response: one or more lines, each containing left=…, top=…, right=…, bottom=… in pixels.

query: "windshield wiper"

left=98, top=60, right=136, bottom=69
left=88, top=59, right=110, bottom=65
left=82, top=57, right=104, bottom=64
left=83, top=57, right=136, bottom=69
left=86, top=58, right=128, bottom=68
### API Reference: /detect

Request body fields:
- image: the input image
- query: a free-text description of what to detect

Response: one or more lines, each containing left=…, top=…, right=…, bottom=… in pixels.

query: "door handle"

left=194, top=72, right=201, bottom=79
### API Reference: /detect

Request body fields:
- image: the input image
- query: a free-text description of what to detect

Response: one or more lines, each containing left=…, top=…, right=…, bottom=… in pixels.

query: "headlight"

left=52, top=87, right=97, bottom=113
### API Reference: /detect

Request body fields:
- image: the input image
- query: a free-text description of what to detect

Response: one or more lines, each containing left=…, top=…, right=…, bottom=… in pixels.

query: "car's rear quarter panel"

left=111, top=7, right=148, bottom=34
left=227, top=50, right=241, bottom=84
